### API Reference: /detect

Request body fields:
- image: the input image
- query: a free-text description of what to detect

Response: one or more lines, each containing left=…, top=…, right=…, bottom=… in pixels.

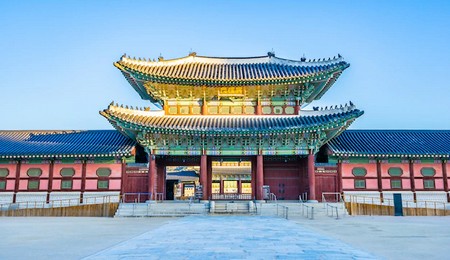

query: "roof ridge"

left=0, top=129, right=117, bottom=132
left=344, top=129, right=450, bottom=132
left=118, top=53, right=345, bottom=66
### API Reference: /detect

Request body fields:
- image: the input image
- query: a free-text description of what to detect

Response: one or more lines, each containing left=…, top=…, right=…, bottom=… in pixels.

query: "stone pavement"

left=84, top=216, right=377, bottom=259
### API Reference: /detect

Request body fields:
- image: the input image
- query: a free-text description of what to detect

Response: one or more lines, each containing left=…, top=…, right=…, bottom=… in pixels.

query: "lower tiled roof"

left=101, top=105, right=363, bottom=135
left=0, top=130, right=135, bottom=159
left=328, top=130, right=450, bottom=157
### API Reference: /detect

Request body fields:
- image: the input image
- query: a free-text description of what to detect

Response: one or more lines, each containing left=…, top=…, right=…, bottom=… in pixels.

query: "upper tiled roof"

left=328, top=130, right=450, bottom=157
left=114, top=53, right=349, bottom=87
left=0, top=130, right=135, bottom=159
left=101, top=104, right=363, bottom=136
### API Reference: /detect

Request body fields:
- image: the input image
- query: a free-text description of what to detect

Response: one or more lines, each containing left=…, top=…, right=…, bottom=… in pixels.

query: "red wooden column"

left=46, top=160, right=55, bottom=203
left=157, top=166, right=166, bottom=199
left=220, top=177, right=224, bottom=194
left=148, top=154, right=156, bottom=200
left=409, top=160, right=417, bottom=201
left=256, top=99, right=262, bottom=115
left=337, top=160, right=343, bottom=194
left=376, top=160, right=383, bottom=201
left=442, top=160, right=449, bottom=202
left=12, top=160, right=22, bottom=203
left=256, top=154, right=264, bottom=200
left=120, top=159, right=127, bottom=196
left=207, top=158, right=212, bottom=199
left=238, top=179, right=242, bottom=194
left=200, top=154, right=208, bottom=200
left=202, top=98, right=208, bottom=115
left=80, top=159, right=87, bottom=203
left=307, top=151, right=316, bottom=201
left=294, top=99, right=301, bottom=114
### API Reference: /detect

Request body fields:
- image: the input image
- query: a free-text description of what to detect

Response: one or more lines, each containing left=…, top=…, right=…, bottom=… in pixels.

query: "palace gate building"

left=101, top=52, right=362, bottom=201
left=0, top=52, right=449, bottom=204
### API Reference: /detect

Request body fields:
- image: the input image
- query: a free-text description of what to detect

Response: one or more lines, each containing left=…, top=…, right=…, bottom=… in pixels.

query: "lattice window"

left=27, top=168, right=42, bottom=177
left=424, top=179, right=435, bottom=189
left=390, top=179, right=402, bottom=189
left=61, top=180, right=73, bottom=190
left=97, top=180, right=109, bottom=189
left=421, top=167, right=436, bottom=177
left=96, top=168, right=111, bottom=177
left=60, top=168, right=75, bottom=190
left=388, top=167, right=403, bottom=177
left=282, top=138, right=290, bottom=146
left=28, top=180, right=39, bottom=190
left=0, top=168, right=9, bottom=177
left=60, top=168, right=75, bottom=177
left=354, top=179, right=366, bottom=189
left=352, top=168, right=367, bottom=177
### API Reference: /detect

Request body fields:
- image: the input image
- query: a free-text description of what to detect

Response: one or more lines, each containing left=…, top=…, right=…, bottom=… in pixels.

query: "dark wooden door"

left=123, top=174, right=149, bottom=202
left=315, top=174, right=337, bottom=202
left=264, top=166, right=301, bottom=200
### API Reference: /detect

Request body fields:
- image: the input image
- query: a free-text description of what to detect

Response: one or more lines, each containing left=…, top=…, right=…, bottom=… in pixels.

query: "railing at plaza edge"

left=268, top=193, right=277, bottom=203
left=322, top=192, right=343, bottom=203
left=0, top=194, right=120, bottom=212
left=301, top=203, right=314, bottom=219
left=121, top=193, right=151, bottom=203
left=276, top=204, right=289, bottom=219
left=344, top=194, right=449, bottom=216
left=326, top=203, right=340, bottom=219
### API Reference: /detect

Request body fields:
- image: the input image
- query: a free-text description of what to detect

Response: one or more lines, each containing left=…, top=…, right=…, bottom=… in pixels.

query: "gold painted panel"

left=285, top=107, right=295, bottom=114
left=208, top=107, right=218, bottom=114
left=273, top=106, right=283, bottom=114
left=245, top=107, right=255, bottom=114
left=180, top=107, right=189, bottom=114
left=231, top=107, right=242, bottom=114
left=220, top=106, right=230, bottom=114
left=262, top=106, right=272, bottom=114
left=192, top=107, right=201, bottom=114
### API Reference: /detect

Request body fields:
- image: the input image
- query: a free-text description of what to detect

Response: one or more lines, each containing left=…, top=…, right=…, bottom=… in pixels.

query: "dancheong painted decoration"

left=1, top=51, right=448, bottom=208
left=101, top=52, right=363, bottom=201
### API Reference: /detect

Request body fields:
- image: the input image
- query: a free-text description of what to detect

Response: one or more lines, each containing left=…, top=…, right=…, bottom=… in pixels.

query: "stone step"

left=256, top=202, right=348, bottom=219
left=114, top=202, right=348, bottom=218
left=211, top=201, right=255, bottom=214
left=115, top=202, right=208, bottom=217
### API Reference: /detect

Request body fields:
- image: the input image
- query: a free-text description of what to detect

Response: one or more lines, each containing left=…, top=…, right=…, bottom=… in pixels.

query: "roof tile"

left=329, top=130, right=450, bottom=157
left=0, top=130, right=135, bottom=158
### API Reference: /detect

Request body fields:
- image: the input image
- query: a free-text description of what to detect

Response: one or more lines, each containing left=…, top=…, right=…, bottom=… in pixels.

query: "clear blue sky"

left=1, top=0, right=449, bottom=130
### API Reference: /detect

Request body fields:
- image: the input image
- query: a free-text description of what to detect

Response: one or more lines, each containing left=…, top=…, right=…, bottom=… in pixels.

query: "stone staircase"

left=115, top=202, right=208, bottom=217
left=114, top=201, right=348, bottom=219
left=210, top=201, right=256, bottom=214
left=258, top=202, right=348, bottom=219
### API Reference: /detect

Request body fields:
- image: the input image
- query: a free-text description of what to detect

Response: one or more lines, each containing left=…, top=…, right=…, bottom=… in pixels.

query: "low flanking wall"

left=345, top=202, right=449, bottom=216
left=0, top=203, right=119, bottom=217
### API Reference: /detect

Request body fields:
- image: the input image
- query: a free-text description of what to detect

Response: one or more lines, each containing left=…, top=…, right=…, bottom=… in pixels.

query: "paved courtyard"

left=85, top=216, right=375, bottom=259
left=1, top=215, right=450, bottom=259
